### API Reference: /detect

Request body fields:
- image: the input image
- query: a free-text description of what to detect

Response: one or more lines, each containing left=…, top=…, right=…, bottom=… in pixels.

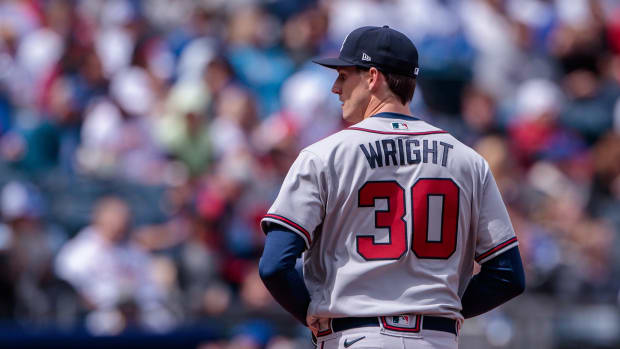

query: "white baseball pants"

left=316, top=326, right=458, bottom=349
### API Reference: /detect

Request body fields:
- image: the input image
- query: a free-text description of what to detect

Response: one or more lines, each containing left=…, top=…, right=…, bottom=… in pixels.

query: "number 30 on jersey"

left=356, top=178, right=459, bottom=261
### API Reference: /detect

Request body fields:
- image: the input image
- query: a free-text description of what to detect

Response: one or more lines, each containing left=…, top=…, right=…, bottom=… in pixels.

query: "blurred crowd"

left=0, top=0, right=620, bottom=347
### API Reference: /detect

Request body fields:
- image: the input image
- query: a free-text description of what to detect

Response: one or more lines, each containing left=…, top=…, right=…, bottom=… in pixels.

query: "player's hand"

left=307, top=316, right=320, bottom=336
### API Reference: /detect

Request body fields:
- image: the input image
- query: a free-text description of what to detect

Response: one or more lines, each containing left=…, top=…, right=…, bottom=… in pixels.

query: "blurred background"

left=0, top=0, right=619, bottom=348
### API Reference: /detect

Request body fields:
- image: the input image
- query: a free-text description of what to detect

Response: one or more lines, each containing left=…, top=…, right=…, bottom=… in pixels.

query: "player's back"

left=297, top=113, right=517, bottom=322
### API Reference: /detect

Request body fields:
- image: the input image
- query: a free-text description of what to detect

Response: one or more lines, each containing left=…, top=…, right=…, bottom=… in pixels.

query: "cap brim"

left=312, top=57, right=356, bottom=69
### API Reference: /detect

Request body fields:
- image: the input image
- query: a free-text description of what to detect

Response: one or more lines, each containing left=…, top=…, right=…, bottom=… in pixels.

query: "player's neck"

left=362, top=97, right=411, bottom=120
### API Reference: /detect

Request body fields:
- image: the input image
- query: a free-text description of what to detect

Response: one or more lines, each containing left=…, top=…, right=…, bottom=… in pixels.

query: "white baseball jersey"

left=260, top=112, right=518, bottom=325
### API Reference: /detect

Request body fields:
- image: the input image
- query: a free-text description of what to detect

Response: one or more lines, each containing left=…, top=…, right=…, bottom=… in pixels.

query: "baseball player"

left=259, top=26, right=525, bottom=349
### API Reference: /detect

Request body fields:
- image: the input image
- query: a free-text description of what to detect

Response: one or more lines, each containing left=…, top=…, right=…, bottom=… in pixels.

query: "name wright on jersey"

left=359, top=138, right=454, bottom=169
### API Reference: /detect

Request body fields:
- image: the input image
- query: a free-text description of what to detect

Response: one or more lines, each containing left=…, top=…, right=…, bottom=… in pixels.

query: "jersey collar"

left=370, top=112, right=420, bottom=121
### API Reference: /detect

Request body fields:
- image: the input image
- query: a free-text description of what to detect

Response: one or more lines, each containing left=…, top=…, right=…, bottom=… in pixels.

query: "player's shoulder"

left=394, top=115, right=490, bottom=173
left=298, top=117, right=392, bottom=161
left=432, top=124, right=490, bottom=176
left=413, top=119, right=487, bottom=164
left=440, top=130, right=486, bottom=161
left=300, top=127, right=353, bottom=159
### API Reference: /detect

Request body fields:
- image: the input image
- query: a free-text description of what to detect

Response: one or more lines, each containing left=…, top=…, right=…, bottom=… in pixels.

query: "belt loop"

left=316, top=318, right=333, bottom=337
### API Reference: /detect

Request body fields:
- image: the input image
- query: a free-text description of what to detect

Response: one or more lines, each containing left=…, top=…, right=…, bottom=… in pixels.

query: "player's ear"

left=366, top=67, right=382, bottom=91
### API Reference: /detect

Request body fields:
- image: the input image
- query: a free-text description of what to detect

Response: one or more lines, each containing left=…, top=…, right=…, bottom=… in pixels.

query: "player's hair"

left=358, top=67, right=416, bottom=105
left=384, top=72, right=416, bottom=105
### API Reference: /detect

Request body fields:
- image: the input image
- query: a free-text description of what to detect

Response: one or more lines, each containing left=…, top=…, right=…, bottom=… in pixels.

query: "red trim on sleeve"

left=263, top=214, right=312, bottom=244
left=346, top=127, right=448, bottom=136
left=475, top=237, right=518, bottom=263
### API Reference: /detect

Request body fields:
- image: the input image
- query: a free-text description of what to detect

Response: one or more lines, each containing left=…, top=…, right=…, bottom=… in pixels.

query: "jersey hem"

left=475, top=237, right=519, bottom=264
left=261, top=214, right=311, bottom=249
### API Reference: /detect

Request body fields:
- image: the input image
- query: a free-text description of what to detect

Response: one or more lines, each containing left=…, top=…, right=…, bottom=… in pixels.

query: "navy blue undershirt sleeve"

left=259, top=227, right=310, bottom=326
left=461, top=246, right=526, bottom=318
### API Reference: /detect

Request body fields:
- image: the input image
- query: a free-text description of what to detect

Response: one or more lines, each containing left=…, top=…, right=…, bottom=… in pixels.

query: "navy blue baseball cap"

left=313, top=25, right=419, bottom=78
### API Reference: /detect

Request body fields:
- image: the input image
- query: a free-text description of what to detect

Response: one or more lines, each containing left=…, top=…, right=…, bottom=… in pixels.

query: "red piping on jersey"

left=346, top=127, right=448, bottom=136
left=263, top=214, right=312, bottom=244
left=380, top=315, right=421, bottom=332
left=475, top=237, right=518, bottom=263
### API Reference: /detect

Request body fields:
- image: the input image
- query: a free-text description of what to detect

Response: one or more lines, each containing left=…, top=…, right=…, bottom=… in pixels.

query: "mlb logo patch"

left=393, top=315, right=410, bottom=324
left=392, top=122, right=408, bottom=130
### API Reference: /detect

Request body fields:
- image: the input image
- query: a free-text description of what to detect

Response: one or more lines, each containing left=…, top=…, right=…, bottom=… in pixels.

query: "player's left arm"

left=462, top=160, right=526, bottom=318
left=461, top=246, right=525, bottom=318
left=258, top=150, right=327, bottom=326
left=259, top=227, right=310, bottom=326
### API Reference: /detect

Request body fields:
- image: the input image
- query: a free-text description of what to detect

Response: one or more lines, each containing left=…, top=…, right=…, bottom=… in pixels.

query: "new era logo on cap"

left=362, top=52, right=371, bottom=61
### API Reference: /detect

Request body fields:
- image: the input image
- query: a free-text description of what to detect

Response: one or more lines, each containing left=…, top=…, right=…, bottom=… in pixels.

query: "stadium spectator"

left=55, top=196, right=180, bottom=334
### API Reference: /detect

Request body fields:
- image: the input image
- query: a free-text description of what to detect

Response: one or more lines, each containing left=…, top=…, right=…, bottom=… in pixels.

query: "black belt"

left=330, top=315, right=457, bottom=335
